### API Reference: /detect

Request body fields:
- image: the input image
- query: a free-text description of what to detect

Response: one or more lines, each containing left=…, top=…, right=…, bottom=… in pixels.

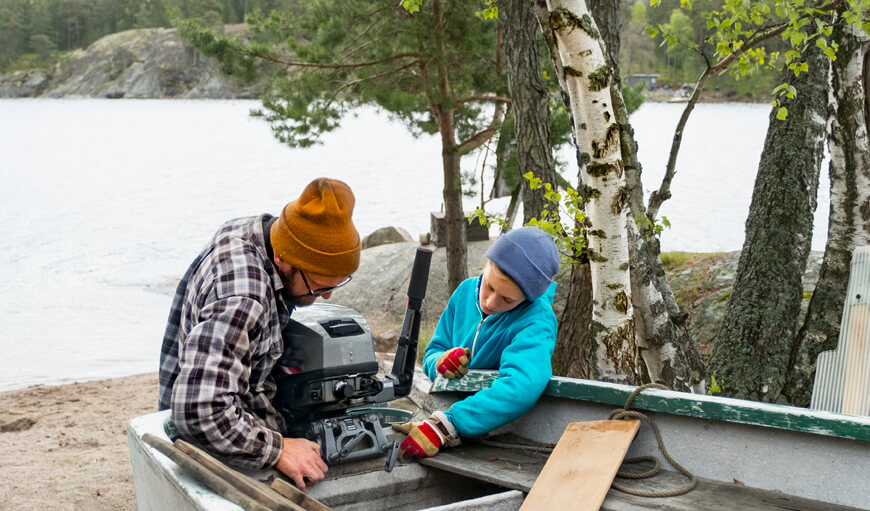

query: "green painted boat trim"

left=431, top=371, right=870, bottom=443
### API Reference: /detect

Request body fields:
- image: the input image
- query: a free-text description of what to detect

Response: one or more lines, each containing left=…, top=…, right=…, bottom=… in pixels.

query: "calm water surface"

left=0, top=99, right=830, bottom=390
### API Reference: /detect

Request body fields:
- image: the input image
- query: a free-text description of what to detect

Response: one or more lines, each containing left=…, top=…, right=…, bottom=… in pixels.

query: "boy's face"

left=479, top=266, right=525, bottom=315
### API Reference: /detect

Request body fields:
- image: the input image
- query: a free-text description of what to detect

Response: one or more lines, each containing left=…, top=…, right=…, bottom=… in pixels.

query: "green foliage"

left=474, top=172, right=587, bottom=264
left=479, top=0, right=498, bottom=20
left=709, top=375, right=723, bottom=395
left=645, top=0, right=870, bottom=119
left=178, top=0, right=505, bottom=149
left=0, top=0, right=300, bottom=72
left=176, top=18, right=258, bottom=82
left=631, top=1, right=648, bottom=22
left=621, top=82, right=646, bottom=114
left=402, top=0, right=422, bottom=14
left=634, top=214, right=670, bottom=241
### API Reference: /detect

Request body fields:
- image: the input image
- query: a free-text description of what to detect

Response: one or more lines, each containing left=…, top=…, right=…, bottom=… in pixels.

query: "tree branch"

left=240, top=44, right=420, bottom=70
left=647, top=1, right=847, bottom=219
left=325, top=60, right=423, bottom=109
left=646, top=22, right=792, bottom=220
left=456, top=101, right=505, bottom=155
left=454, top=94, right=512, bottom=105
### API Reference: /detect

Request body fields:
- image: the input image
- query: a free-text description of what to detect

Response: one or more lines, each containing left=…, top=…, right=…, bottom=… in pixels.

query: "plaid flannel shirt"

left=158, top=214, right=291, bottom=469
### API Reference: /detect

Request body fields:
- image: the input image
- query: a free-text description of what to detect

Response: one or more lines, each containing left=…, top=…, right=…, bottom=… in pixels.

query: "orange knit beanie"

left=270, top=177, right=361, bottom=277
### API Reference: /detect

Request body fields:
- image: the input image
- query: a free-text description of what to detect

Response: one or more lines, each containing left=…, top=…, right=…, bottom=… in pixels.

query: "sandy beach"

left=0, top=373, right=158, bottom=511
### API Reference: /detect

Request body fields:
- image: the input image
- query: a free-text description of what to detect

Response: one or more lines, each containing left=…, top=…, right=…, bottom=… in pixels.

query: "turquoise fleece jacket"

left=423, top=276, right=557, bottom=438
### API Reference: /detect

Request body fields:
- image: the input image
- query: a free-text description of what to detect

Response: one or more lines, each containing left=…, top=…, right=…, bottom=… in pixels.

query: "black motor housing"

left=273, top=304, right=382, bottom=435
left=271, top=248, right=433, bottom=468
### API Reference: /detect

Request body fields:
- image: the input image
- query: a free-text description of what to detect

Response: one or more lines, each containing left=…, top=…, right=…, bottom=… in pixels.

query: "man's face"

left=284, top=268, right=351, bottom=307
left=272, top=254, right=351, bottom=306
left=478, top=266, right=525, bottom=315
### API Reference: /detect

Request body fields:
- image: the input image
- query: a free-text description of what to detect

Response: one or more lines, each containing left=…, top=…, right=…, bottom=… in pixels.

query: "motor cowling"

left=272, top=304, right=381, bottom=435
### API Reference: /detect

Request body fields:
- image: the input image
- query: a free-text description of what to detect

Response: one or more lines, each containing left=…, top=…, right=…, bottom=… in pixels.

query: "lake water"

left=0, top=99, right=830, bottom=391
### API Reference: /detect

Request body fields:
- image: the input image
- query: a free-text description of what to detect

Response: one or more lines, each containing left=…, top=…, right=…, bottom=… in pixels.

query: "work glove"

left=391, top=411, right=457, bottom=459
left=436, top=347, right=471, bottom=379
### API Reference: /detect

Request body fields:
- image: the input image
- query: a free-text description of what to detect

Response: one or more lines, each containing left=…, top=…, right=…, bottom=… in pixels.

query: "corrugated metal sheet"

left=810, top=246, right=870, bottom=416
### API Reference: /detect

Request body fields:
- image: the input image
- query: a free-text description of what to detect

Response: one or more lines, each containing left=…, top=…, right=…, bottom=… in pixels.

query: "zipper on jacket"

left=470, top=316, right=487, bottom=359
left=471, top=293, right=488, bottom=359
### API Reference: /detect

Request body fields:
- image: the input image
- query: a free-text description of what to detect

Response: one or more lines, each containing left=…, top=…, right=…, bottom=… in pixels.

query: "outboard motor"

left=272, top=248, right=432, bottom=471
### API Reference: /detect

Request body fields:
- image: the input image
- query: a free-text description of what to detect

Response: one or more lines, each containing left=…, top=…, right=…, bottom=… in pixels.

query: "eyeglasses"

left=300, top=271, right=352, bottom=297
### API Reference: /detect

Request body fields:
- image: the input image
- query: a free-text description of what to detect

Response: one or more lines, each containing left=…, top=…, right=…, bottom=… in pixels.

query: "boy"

left=395, top=226, right=560, bottom=458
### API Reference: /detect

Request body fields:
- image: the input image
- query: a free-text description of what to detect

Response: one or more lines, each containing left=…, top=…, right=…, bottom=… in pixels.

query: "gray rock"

left=0, top=69, right=50, bottom=97
left=362, top=226, right=414, bottom=250
left=666, top=251, right=823, bottom=360
left=0, top=26, right=263, bottom=99
left=372, top=327, right=401, bottom=353
left=428, top=212, right=490, bottom=247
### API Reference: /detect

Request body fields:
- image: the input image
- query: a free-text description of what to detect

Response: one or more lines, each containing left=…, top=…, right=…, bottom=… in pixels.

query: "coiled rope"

left=608, top=383, right=697, bottom=497
left=477, top=382, right=697, bottom=498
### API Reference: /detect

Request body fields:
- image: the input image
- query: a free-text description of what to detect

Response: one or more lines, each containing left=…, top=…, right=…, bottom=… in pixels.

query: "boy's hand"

left=436, top=347, right=471, bottom=379
left=392, top=412, right=456, bottom=459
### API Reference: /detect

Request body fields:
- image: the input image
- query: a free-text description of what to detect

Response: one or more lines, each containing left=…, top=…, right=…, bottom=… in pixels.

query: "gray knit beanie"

left=485, top=226, right=560, bottom=301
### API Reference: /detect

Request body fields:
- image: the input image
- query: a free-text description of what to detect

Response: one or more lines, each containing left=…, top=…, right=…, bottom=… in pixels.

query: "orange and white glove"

left=436, top=347, right=471, bottom=379
left=391, top=411, right=457, bottom=459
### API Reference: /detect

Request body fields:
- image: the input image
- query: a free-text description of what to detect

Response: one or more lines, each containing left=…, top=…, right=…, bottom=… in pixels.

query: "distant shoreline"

left=0, top=87, right=770, bottom=105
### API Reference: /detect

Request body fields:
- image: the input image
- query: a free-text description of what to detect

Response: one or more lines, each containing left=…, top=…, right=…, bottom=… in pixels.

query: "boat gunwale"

left=431, top=371, right=870, bottom=443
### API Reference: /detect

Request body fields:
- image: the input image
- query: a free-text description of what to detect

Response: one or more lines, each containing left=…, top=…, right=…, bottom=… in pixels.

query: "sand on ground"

left=0, top=373, right=158, bottom=511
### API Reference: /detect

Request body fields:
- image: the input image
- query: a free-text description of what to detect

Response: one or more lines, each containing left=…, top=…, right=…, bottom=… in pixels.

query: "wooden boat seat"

left=418, top=438, right=865, bottom=511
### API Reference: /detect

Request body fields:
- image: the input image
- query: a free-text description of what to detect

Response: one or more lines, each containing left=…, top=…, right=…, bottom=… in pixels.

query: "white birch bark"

left=828, top=26, right=870, bottom=250
left=545, top=0, right=637, bottom=383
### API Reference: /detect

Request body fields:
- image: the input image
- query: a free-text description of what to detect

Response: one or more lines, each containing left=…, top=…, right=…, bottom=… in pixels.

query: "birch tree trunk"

left=544, top=0, right=638, bottom=383
left=785, top=24, right=870, bottom=405
left=708, top=42, right=829, bottom=402
left=530, top=2, right=596, bottom=380
left=501, top=0, right=595, bottom=377
left=590, top=0, right=705, bottom=392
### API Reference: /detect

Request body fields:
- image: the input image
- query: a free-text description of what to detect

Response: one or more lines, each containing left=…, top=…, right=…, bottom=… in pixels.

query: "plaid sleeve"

left=170, top=294, right=283, bottom=469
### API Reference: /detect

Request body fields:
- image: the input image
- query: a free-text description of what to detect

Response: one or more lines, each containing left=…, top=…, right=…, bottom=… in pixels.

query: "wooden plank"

left=432, top=371, right=870, bottom=442
left=419, top=443, right=546, bottom=492
left=270, top=479, right=334, bottom=511
left=519, top=420, right=640, bottom=511
left=173, top=439, right=310, bottom=511
left=141, top=434, right=274, bottom=511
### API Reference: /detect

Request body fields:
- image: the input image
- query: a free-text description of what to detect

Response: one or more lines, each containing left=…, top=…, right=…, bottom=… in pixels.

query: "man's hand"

left=274, top=437, right=328, bottom=490
left=436, top=347, right=471, bottom=379
left=391, top=411, right=456, bottom=459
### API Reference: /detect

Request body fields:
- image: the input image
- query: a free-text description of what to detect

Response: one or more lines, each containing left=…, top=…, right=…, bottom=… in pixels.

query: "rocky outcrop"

left=361, top=226, right=415, bottom=249
left=666, top=251, right=822, bottom=361
left=0, top=26, right=262, bottom=99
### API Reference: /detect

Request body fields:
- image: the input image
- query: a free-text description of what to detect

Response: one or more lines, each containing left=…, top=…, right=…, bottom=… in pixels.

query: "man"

left=158, top=177, right=360, bottom=489
left=394, top=227, right=559, bottom=458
